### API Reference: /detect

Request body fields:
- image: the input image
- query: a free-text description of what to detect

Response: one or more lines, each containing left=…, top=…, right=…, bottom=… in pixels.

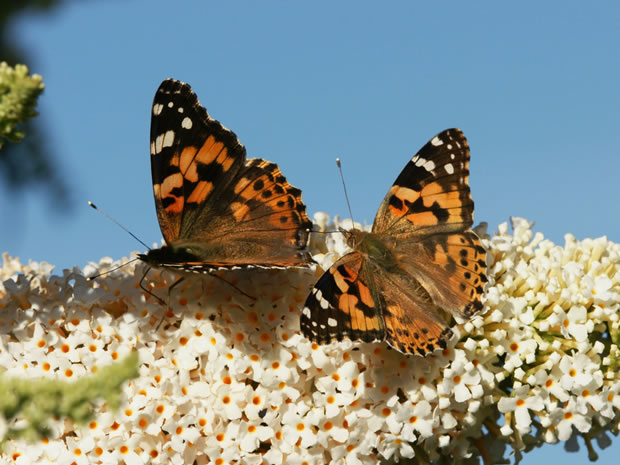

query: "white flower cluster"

left=0, top=215, right=618, bottom=464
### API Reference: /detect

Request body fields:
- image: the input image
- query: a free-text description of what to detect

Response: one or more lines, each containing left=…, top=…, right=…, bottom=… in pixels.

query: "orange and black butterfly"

left=300, top=129, right=487, bottom=355
left=139, top=79, right=313, bottom=275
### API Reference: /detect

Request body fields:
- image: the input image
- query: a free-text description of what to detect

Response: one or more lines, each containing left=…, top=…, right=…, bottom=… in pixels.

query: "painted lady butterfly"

left=139, top=79, right=313, bottom=274
left=300, top=129, right=487, bottom=355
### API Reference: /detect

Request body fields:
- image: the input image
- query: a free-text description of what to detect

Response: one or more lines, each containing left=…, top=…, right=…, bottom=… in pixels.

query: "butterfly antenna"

left=88, top=201, right=151, bottom=250
left=87, top=257, right=141, bottom=280
left=336, top=158, right=355, bottom=224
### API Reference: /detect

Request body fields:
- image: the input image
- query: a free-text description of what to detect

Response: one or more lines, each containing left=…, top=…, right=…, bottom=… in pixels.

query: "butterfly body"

left=301, top=128, right=487, bottom=356
left=143, top=79, right=313, bottom=275
left=349, top=230, right=398, bottom=271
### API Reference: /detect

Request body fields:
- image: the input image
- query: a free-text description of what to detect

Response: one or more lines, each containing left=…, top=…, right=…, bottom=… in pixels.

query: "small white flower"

left=204, top=421, right=240, bottom=450
left=377, top=432, right=415, bottom=460
left=394, top=400, right=434, bottom=440
left=239, top=421, right=274, bottom=452
left=555, top=398, right=591, bottom=441
left=559, top=353, right=602, bottom=392
left=281, top=403, right=318, bottom=448
left=497, top=385, right=544, bottom=434
left=536, top=367, right=570, bottom=403
left=211, top=380, right=250, bottom=421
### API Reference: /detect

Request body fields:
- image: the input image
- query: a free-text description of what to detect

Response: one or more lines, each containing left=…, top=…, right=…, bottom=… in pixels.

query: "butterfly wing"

left=376, top=264, right=454, bottom=355
left=149, top=79, right=312, bottom=268
left=300, top=249, right=384, bottom=345
left=150, top=79, right=246, bottom=244
left=300, top=239, right=454, bottom=355
left=373, top=128, right=475, bottom=236
left=374, top=128, right=487, bottom=320
left=187, top=157, right=312, bottom=267
left=396, top=232, right=487, bottom=320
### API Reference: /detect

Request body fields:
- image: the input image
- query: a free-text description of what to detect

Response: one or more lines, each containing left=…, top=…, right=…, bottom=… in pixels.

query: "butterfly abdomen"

left=139, top=244, right=211, bottom=269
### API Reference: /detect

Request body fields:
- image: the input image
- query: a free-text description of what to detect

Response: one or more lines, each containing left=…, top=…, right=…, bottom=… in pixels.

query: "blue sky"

left=3, top=2, right=619, bottom=462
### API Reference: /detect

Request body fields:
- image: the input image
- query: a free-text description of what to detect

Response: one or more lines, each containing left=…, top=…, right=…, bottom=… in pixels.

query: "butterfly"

left=300, top=129, right=488, bottom=355
left=138, top=79, right=313, bottom=277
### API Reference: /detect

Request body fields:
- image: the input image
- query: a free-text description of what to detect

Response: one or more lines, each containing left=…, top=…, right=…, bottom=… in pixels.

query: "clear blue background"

left=3, top=2, right=619, bottom=463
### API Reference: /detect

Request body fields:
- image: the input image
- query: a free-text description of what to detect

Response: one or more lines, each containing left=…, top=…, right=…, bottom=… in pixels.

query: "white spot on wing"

left=444, top=163, right=454, bottom=175
left=155, top=134, right=163, bottom=153
left=414, top=156, right=426, bottom=167
left=181, top=117, right=193, bottom=129
left=447, top=144, right=453, bottom=150
left=302, top=307, right=311, bottom=317
left=328, top=318, right=337, bottom=327
left=162, top=130, right=175, bottom=148
left=153, top=103, right=163, bottom=115
left=423, top=159, right=436, bottom=171
left=431, top=136, right=443, bottom=146
left=178, top=107, right=184, bottom=113
left=167, top=101, right=174, bottom=108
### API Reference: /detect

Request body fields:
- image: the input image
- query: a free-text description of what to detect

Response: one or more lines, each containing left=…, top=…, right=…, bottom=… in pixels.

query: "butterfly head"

left=338, top=226, right=366, bottom=250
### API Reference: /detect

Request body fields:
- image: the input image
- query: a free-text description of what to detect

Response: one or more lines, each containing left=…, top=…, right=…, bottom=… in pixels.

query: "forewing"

left=373, top=128, right=474, bottom=237
left=300, top=252, right=384, bottom=345
left=150, top=79, right=245, bottom=244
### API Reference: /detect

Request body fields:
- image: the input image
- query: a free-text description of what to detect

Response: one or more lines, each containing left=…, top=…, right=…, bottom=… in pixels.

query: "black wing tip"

left=153, top=79, right=201, bottom=112
left=428, top=128, right=469, bottom=149
left=157, top=78, right=192, bottom=94
left=435, top=127, right=465, bottom=138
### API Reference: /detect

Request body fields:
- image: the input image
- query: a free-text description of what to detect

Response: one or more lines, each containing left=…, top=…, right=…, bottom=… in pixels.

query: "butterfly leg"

left=153, top=275, right=186, bottom=330
left=139, top=266, right=166, bottom=306
left=138, top=266, right=184, bottom=329
left=209, top=272, right=256, bottom=301
left=138, top=266, right=175, bottom=329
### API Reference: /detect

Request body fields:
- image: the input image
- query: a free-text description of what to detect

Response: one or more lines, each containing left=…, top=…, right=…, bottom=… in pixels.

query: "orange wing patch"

left=331, top=264, right=352, bottom=292
left=357, top=281, right=375, bottom=308
left=193, top=135, right=232, bottom=170
left=186, top=181, right=214, bottom=205
left=344, top=294, right=381, bottom=334
left=230, top=202, right=250, bottom=221
left=387, top=185, right=420, bottom=217
left=158, top=173, right=184, bottom=215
